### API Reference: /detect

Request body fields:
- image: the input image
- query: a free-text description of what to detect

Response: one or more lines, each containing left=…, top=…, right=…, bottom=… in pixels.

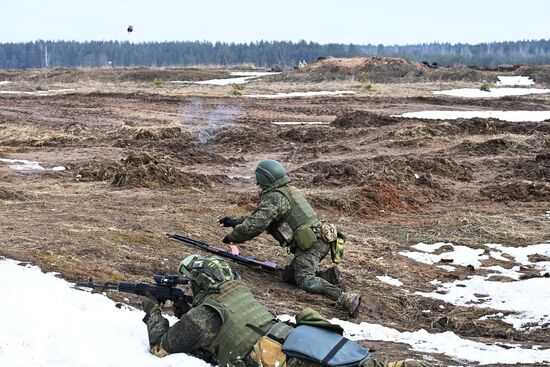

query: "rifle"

left=166, top=233, right=279, bottom=272
left=76, top=274, right=194, bottom=305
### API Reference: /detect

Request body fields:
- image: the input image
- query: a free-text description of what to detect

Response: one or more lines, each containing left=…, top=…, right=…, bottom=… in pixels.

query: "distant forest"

left=0, top=39, right=549, bottom=69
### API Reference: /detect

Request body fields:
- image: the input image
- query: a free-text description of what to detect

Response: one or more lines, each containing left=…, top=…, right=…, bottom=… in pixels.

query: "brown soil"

left=1, top=66, right=549, bottom=366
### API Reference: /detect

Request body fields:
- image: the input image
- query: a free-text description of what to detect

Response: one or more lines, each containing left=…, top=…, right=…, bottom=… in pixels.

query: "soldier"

left=219, top=159, right=361, bottom=316
left=142, top=254, right=434, bottom=367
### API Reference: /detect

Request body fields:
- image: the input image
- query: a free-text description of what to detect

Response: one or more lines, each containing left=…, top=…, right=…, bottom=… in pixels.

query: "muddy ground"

left=1, top=63, right=549, bottom=366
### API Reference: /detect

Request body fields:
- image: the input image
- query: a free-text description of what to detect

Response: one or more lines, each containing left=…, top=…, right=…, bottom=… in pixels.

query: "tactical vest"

left=200, top=280, right=276, bottom=367
left=269, top=185, right=320, bottom=246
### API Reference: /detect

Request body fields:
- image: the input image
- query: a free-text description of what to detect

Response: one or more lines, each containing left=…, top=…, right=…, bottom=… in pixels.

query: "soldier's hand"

left=219, top=216, right=241, bottom=228
left=141, top=291, right=158, bottom=315
left=222, top=235, right=232, bottom=244
left=172, top=300, right=191, bottom=318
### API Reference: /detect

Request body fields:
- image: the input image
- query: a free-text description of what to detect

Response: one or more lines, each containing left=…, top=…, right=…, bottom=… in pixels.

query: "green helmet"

left=178, top=255, right=238, bottom=291
left=255, top=159, right=287, bottom=186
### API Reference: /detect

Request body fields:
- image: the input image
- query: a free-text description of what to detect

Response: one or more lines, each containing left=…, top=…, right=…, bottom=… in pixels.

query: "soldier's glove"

left=219, top=216, right=242, bottom=228
left=222, top=235, right=232, bottom=244
left=141, top=291, right=159, bottom=315
left=172, top=300, right=191, bottom=319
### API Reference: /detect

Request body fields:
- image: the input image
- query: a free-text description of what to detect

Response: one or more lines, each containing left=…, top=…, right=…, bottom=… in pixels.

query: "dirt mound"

left=331, top=111, right=400, bottom=129
left=278, top=127, right=344, bottom=143
left=76, top=152, right=228, bottom=188
left=301, top=56, right=428, bottom=82
left=481, top=181, right=550, bottom=201
left=507, top=154, right=550, bottom=182
left=308, top=179, right=421, bottom=216
left=112, top=125, right=185, bottom=141
left=0, top=188, right=29, bottom=201
left=295, top=156, right=472, bottom=188
left=208, top=125, right=285, bottom=152
left=452, top=138, right=527, bottom=156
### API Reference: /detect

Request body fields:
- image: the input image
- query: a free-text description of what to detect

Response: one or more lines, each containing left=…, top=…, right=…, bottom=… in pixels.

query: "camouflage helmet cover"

left=178, top=255, right=237, bottom=289
left=255, top=159, right=287, bottom=186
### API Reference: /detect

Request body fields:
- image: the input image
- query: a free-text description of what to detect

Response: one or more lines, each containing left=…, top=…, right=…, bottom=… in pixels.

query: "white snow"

left=51, top=166, right=66, bottom=171
left=0, top=81, right=11, bottom=85
left=245, top=90, right=355, bottom=99
left=168, top=71, right=280, bottom=86
left=0, top=258, right=209, bottom=367
left=544, top=211, right=550, bottom=219
left=2, top=258, right=549, bottom=367
left=398, top=110, right=550, bottom=122
left=331, top=319, right=550, bottom=365
left=0, top=158, right=45, bottom=171
left=376, top=275, right=403, bottom=287
left=496, top=76, right=535, bottom=86
left=400, top=244, right=488, bottom=268
left=404, top=242, right=550, bottom=330
left=432, top=87, right=550, bottom=98
left=417, top=276, right=550, bottom=330
left=271, top=121, right=330, bottom=125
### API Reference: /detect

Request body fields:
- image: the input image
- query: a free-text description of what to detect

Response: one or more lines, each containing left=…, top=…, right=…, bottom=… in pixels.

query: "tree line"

left=0, top=39, right=549, bottom=69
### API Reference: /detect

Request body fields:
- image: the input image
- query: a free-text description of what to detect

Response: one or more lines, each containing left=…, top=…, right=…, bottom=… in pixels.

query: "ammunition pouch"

left=294, top=224, right=317, bottom=250
left=251, top=336, right=287, bottom=367
left=330, top=235, right=345, bottom=264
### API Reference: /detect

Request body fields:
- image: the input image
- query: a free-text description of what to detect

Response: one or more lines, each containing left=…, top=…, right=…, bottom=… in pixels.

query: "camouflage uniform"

left=225, top=175, right=343, bottom=301
left=143, top=281, right=433, bottom=367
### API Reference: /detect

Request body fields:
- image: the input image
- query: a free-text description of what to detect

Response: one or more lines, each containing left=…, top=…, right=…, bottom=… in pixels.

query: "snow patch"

left=496, top=76, right=534, bottom=86
left=400, top=244, right=488, bottom=268
left=245, top=90, right=355, bottom=99
left=331, top=319, right=550, bottom=365
left=0, top=81, right=11, bottom=85
left=544, top=211, right=550, bottom=219
left=0, top=158, right=45, bottom=171
left=397, top=110, right=550, bottom=122
left=0, top=258, right=209, bottom=367
left=169, top=71, right=280, bottom=86
left=432, top=88, right=550, bottom=98
left=51, top=166, right=66, bottom=171
left=417, top=276, right=550, bottom=330
left=376, top=275, right=403, bottom=287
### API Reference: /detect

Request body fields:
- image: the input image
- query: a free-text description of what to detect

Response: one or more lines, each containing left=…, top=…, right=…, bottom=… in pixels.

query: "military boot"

left=336, top=292, right=362, bottom=317
left=316, top=266, right=342, bottom=286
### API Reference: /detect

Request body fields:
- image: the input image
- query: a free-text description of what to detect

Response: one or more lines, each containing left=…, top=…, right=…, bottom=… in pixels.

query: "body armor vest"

left=200, top=281, right=276, bottom=367
left=268, top=185, right=320, bottom=246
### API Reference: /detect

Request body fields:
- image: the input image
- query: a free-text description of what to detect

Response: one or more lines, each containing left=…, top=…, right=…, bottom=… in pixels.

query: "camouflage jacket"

left=227, top=176, right=292, bottom=244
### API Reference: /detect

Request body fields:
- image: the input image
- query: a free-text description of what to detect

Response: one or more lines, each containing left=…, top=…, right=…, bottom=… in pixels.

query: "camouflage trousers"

left=282, top=239, right=343, bottom=300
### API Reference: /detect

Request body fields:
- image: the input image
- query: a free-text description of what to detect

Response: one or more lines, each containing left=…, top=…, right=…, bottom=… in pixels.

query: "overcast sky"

left=1, top=0, right=548, bottom=45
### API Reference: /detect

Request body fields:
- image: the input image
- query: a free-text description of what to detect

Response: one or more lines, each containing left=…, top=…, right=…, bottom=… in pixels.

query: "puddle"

left=398, top=110, right=550, bottom=122
left=271, top=121, right=330, bottom=126
left=496, top=76, right=534, bottom=86
left=402, top=241, right=550, bottom=330
left=432, top=88, right=550, bottom=98
left=245, top=90, right=355, bottom=99
left=169, top=71, right=280, bottom=86
left=0, top=89, right=75, bottom=96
